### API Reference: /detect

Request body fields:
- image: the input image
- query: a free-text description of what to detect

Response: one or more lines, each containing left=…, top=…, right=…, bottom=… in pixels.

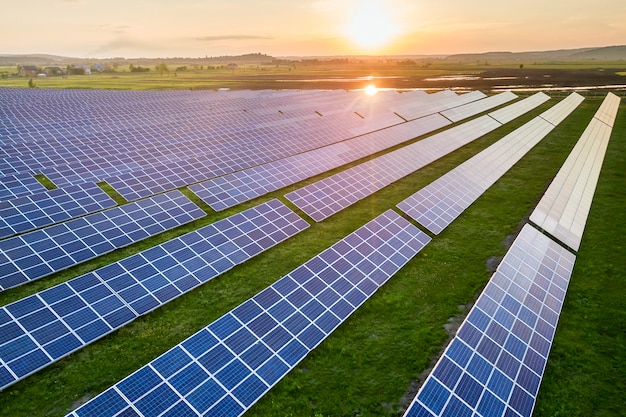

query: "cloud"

left=195, top=35, right=274, bottom=42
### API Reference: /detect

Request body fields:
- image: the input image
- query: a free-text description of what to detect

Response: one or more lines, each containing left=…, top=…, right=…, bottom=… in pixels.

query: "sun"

left=345, top=1, right=399, bottom=51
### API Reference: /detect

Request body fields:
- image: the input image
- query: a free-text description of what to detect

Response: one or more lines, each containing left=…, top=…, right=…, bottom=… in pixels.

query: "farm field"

left=0, top=88, right=624, bottom=417
left=2, top=60, right=626, bottom=92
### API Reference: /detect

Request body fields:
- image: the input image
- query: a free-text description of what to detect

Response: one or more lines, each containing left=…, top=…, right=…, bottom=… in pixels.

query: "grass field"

left=0, top=94, right=623, bottom=417
left=1, top=60, right=625, bottom=91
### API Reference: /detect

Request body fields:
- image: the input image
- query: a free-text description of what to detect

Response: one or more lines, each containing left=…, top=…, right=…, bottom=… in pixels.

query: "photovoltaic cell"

left=530, top=92, right=620, bottom=251
left=398, top=93, right=582, bottom=235
left=0, top=199, right=309, bottom=391
left=0, top=182, right=116, bottom=239
left=286, top=114, right=504, bottom=222
left=0, top=173, right=48, bottom=202
left=402, top=224, right=576, bottom=417
left=0, top=190, right=205, bottom=291
left=67, top=210, right=431, bottom=417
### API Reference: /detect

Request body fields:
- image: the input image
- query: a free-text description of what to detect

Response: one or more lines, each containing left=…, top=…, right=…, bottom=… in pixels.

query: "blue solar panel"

left=0, top=173, right=48, bottom=202
left=402, top=225, right=576, bottom=417
left=67, top=210, right=431, bottom=417
left=0, top=190, right=205, bottom=291
left=0, top=182, right=116, bottom=239
left=0, top=199, right=308, bottom=391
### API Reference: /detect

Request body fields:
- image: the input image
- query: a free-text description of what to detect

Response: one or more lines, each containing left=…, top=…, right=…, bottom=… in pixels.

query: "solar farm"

left=0, top=87, right=624, bottom=417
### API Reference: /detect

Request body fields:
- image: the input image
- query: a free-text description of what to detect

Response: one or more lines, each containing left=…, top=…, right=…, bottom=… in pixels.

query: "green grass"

left=0, top=97, right=623, bottom=417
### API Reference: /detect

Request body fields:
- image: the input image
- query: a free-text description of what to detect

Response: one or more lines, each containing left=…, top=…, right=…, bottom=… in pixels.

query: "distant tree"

left=175, top=66, right=187, bottom=72
left=519, top=63, right=524, bottom=69
left=156, top=63, right=169, bottom=76
left=28, top=78, right=36, bottom=88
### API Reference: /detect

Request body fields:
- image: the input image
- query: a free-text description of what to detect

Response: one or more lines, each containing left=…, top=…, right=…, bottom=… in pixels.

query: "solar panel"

left=592, top=91, right=621, bottom=127
left=0, top=182, right=116, bottom=239
left=530, top=93, right=620, bottom=251
left=488, top=92, right=550, bottom=124
left=402, top=224, right=576, bottom=417
left=397, top=94, right=583, bottom=235
left=0, top=190, right=205, bottom=291
left=286, top=114, right=504, bottom=222
left=0, top=199, right=309, bottom=391
left=393, top=91, right=487, bottom=121
left=66, top=210, right=431, bottom=417
left=0, top=173, right=48, bottom=202
left=538, top=92, right=585, bottom=126
left=441, top=91, right=518, bottom=122
left=190, top=114, right=451, bottom=211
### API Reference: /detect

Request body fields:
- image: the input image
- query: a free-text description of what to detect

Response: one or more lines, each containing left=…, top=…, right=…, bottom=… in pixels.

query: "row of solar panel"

left=0, top=191, right=206, bottom=291
left=401, top=93, right=620, bottom=417
left=102, top=91, right=481, bottom=203
left=403, top=225, right=576, bottom=417
left=530, top=92, right=621, bottom=251
left=285, top=92, right=551, bottom=223
left=0, top=199, right=309, bottom=391
left=398, top=93, right=585, bottom=234
left=0, top=182, right=116, bottom=240
left=189, top=91, right=520, bottom=212
left=67, top=210, right=431, bottom=417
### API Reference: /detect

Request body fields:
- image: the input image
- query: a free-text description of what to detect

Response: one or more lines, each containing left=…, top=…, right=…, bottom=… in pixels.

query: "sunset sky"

left=2, top=0, right=625, bottom=58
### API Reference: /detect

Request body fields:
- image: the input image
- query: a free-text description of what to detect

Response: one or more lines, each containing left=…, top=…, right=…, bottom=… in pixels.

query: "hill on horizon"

left=1, top=45, right=625, bottom=67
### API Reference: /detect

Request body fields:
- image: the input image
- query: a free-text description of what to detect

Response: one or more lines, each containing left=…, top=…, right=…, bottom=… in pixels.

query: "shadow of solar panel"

left=402, top=225, right=575, bottom=417
left=67, top=210, right=430, bottom=417
left=0, top=191, right=205, bottom=291
left=0, top=199, right=308, bottom=391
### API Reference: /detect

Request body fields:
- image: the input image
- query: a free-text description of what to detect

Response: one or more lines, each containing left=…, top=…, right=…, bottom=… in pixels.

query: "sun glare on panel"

left=345, top=1, right=399, bottom=51
left=364, top=85, right=379, bottom=96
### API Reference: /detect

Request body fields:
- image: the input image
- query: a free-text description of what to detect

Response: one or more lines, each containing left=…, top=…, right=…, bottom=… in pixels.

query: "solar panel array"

left=0, top=191, right=205, bottom=291
left=0, top=182, right=116, bottom=239
left=403, top=224, right=576, bottom=417
left=191, top=91, right=520, bottom=212
left=67, top=210, right=431, bottom=417
left=190, top=114, right=451, bottom=211
left=105, top=91, right=483, bottom=202
left=397, top=93, right=583, bottom=234
left=1, top=88, right=437, bottom=201
left=0, top=199, right=309, bottom=391
left=530, top=93, right=620, bottom=251
left=285, top=92, right=552, bottom=222
left=285, top=115, right=503, bottom=222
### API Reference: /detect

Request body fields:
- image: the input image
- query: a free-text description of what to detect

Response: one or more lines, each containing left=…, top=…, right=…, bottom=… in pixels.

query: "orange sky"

left=1, top=0, right=625, bottom=58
